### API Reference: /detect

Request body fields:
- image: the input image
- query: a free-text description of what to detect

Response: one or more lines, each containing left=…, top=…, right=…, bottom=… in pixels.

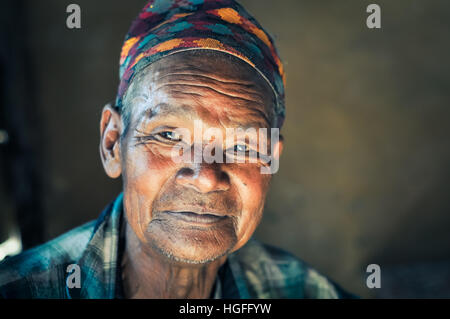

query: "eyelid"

left=231, top=140, right=257, bottom=150
left=150, top=125, right=178, bottom=134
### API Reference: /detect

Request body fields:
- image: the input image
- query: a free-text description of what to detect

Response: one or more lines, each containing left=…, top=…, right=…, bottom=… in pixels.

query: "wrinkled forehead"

left=123, top=51, right=276, bottom=128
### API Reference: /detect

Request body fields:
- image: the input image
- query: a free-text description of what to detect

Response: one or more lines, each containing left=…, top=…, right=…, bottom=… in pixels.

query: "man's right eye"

left=157, top=131, right=182, bottom=142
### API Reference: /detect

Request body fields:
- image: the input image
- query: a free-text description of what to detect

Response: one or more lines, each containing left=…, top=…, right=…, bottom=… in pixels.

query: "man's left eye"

left=234, top=144, right=249, bottom=153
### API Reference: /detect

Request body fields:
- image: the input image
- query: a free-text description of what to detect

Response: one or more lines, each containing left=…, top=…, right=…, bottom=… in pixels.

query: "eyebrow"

left=132, top=97, right=270, bottom=129
left=245, top=108, right=271, bottom=128
left=133, top=101, right=197, bottom=122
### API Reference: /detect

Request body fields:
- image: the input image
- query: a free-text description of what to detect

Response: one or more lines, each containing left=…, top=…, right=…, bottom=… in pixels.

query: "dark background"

left=1, top=0, right=450, bottom=298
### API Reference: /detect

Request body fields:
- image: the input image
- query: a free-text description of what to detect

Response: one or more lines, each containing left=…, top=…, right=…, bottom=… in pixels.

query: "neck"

left=120, top=220, right=226, bottom=299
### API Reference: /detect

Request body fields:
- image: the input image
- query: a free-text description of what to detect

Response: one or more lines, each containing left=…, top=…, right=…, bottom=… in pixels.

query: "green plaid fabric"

left=0, top=194, right=352, bottom=298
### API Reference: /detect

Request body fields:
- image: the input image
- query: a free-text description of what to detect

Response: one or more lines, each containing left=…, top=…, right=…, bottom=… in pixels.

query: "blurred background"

left=1, top=0, right=450, bottom=298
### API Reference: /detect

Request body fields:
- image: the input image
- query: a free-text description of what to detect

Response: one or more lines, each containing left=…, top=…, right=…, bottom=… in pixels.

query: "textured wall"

left=16, top=0, right=450, bottom=297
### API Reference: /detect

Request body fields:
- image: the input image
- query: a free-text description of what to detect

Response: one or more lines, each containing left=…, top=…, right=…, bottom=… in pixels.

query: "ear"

left=272, top=134, right=284, bottom=160
left=99, top=103, right=122, bottom=179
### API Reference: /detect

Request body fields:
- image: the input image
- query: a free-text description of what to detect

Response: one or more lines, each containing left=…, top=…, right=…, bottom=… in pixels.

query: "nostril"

left=175, top=167, right=194, bottom=186
left=219, top=171, right=230, bottom=186
left=177, top=167, right=194, bottom=178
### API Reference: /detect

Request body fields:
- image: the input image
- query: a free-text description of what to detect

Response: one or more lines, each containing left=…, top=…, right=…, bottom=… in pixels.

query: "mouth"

left=164, top=211, right=228, bottom=225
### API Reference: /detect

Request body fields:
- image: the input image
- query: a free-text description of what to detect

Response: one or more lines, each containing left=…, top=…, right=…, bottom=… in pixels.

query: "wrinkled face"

left=109, top=51, right=281, bottom=264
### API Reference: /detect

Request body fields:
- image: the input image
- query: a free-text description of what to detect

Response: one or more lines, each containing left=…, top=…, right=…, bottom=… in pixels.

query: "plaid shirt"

left=0, top=194, right=352, bottom=299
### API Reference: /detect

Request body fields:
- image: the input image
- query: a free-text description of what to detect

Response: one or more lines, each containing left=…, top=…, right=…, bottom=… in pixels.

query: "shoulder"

left=231, top=238, right=354, bottom=298
left=0, top=221, right=95, bottom=298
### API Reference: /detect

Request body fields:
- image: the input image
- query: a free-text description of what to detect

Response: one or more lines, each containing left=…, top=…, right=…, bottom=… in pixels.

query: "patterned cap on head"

left=117, top=0, right=286, bottom=127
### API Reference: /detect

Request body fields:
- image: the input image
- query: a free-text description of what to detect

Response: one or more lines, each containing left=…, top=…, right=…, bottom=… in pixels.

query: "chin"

left=146, top=220, right=238, bottom=264
left=156, top=245, right=231, bottom=265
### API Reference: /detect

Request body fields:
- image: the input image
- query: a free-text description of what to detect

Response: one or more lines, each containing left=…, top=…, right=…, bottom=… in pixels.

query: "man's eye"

left=158, top=131, right=182, bottom=142
left=234, top=144, right=249, bottom=153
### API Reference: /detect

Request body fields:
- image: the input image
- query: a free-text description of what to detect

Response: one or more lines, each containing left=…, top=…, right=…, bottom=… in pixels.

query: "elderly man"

left=0, top=0, right=350, bottom=298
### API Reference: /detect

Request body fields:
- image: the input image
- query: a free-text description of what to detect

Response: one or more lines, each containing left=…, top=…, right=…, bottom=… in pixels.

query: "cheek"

left=231, top=165, right=271, bottom=248
left=122, top=146, right=178, bottom=238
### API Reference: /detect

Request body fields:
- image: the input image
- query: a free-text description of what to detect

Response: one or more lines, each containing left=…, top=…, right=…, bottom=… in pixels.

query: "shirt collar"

left=66, top=193, right=123, bottom=299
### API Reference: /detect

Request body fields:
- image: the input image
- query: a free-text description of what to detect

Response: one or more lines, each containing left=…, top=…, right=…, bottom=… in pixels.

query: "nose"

left=175, top=164, right=230, bottom=193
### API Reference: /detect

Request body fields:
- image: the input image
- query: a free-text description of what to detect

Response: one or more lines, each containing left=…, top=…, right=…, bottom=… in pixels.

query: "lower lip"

left=165, top=211, right=227, bottom=225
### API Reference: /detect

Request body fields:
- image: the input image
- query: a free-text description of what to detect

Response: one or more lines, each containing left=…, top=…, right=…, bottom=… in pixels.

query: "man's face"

left=110, top=51, right=281, bottom=264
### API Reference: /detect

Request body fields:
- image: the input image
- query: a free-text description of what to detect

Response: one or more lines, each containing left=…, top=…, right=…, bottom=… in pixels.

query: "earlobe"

left=99, top=103, right=122, bottom=179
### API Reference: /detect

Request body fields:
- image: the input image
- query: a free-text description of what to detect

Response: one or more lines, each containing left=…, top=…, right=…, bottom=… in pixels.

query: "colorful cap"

left=117, top=0, right=286, bottom=127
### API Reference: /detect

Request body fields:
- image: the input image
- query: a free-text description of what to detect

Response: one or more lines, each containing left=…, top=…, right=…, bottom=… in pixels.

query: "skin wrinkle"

left=170, top=89, right=204, bottom=97
left=158, top=72, right=256, bottom=86
left=148, top=77, right=268, bottom=116
left=154, top=83, right=266, bottom=109
left=155, top=74, right=265, bottom=101
left=154, top=61, right=257, bottom=85
left=100, top=50, right=283, bottom=298
left=151, top=74, right=270, bottom=118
